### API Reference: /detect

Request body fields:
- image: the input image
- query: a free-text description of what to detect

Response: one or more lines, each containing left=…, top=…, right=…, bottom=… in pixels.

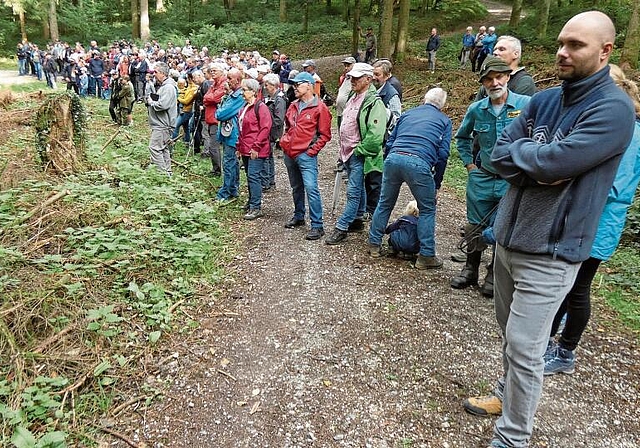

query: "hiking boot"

left=348, top=218, right=365, bottom=232
left=480, top=261, right=494, bottom=298
left=362, top=212, right=373, bottom=222
left=325, top=228, right=348, bottom=245
left=415, top=254, right=443, bottom=269
left=243, top=208, right=264, bottom=220
left=544, top=346, right=575, bottom=376
left=305, top=227, right=325, bottom=241
left=215, top=196, right=237, bottom=207
left=284, top=218, right=305, bottom=229
left=450, top=250, right=482, bottom=289
left=368, top=243, right=383, bottom=258
left=463, top=394, right=502, bottom=416
left=451, top=251, right=467, bottom=262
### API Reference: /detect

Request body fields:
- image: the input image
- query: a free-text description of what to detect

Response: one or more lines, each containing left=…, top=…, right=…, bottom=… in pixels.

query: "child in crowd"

left=386, top=200, right=420, bottom=259
left=78, top=68, right=89, bottom=97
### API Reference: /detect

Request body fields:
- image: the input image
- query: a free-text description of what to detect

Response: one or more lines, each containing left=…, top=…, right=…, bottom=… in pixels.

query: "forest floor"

left=1, top=2, right=639, bottom=447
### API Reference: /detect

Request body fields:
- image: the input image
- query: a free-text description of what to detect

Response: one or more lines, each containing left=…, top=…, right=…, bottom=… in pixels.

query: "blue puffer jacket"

left=591, top=119, right=640, bottom=261
left=215, top=88, right=246, bottom=147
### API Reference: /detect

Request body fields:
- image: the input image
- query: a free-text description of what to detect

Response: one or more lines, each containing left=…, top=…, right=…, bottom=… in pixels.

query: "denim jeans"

left=369, top=153, right=437, bottom=257
left=33, top=62, right=42, bottom=80
left=283, top=152, right=323, bottom=229
left=336, top=154, right=366, bottom=231
left=217, top=143, right=239, bottom=200
left=261, top=143, right=276, bottom=188
left=172, top=111, right=193, bottom=142
left=242, top=156, right=265, bottom=209
left=492, top=244, right=581, bottom=447
left=18, top=59, right=26, bottom=75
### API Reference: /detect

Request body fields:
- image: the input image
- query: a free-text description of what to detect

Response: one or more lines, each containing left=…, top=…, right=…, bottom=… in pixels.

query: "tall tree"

left=351, top=0, right=360, bottom=57
left=378, top=0, right=393, bottom=58
left=49, top=0, right=59, bottom=41
left=131, top=0, right=140, bottom=39
left=302, top=0, right=309, bottom=34
left=509, top=0, right=522, bottom=28
left=140, top=0, right=150, bottom=41
left=156, top=0, right=165, bottom=13
left=536, top=0, right=551, bottom=38
left=279, top=0, right=286, bottom=22
left=621, top=0, right=640, bottom=69
left=3, top=0, right=28, bottom=41
left=394, top=0, right=409, bottom=62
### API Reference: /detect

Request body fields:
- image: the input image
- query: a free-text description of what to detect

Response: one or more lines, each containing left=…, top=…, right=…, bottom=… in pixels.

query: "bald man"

left=463, top=11, right=635, bottom=448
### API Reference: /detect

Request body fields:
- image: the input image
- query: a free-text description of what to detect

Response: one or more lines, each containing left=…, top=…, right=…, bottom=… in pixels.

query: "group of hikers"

left=15, top=11, right=640, bottom=448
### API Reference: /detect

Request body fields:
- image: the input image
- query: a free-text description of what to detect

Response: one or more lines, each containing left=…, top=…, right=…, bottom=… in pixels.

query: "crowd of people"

left=14, top=11, right=640, bottom=448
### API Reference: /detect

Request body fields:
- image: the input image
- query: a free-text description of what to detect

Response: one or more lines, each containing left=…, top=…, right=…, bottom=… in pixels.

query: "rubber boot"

left=480, top=261, right=494, bottom=298
left=450, top=250, right=482, bottom=289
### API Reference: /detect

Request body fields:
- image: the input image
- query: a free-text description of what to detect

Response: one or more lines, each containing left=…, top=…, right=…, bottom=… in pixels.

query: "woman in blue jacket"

left=545, top=64, right=640, bottom=375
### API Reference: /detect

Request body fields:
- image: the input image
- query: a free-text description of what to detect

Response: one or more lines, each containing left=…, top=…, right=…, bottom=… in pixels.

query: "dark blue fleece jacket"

left=491, top=66, right=635, bottom=262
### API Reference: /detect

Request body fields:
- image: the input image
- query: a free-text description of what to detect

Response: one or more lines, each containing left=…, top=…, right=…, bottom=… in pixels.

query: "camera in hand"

left=150, top=93, right=159, bottom=101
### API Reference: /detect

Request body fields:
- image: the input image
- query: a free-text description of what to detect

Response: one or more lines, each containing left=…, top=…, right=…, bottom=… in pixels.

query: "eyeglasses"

left=293, top=81, right=309, bottom=87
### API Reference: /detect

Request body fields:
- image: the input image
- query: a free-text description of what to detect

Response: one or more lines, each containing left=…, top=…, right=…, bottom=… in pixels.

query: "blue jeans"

left=261, top=143, right=276, bottom=188
left=369, top=153, right=437, bottom=257
left=18, top=59, right=26, bottom=75
left=336, top=154, right=366, bottom=231
left=492, top=244, right=581, bottom=447
left=217, top=143, right=239, bottom=200
left=172, top=111, right=193, bottom=142
left=283, top=152, right=323, bottom=229
left=242, top=156, right=265, bottom=209
left=33, top=62, right=42, bottom=80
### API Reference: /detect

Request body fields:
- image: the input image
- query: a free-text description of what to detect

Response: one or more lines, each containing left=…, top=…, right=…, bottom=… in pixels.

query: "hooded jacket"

left=215, top=87, right=246, bottom=147
left=147, top=77, right=177, bottom=130
left=236, top=101, right=273, bottom=158
left=491, top=66, right=635, bottom=262
left=349, top=84, right=387, bottom=175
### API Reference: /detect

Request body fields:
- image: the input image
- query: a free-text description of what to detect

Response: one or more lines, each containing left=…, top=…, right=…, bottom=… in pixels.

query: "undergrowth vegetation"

left=0, top=95, right=235, bottom=446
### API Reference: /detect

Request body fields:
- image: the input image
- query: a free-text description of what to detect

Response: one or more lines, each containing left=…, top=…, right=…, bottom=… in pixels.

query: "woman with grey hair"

left=262, top=73, right=287, bottom=191
left=236, top=78, right=273, bottom=219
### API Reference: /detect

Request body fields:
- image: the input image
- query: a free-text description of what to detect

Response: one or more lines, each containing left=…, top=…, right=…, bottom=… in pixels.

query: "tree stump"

left=35, top=92, right=87, bottom=175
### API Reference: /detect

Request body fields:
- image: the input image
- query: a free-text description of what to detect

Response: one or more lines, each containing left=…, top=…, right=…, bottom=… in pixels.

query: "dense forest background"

left=1, top=0, right=639, bottom=68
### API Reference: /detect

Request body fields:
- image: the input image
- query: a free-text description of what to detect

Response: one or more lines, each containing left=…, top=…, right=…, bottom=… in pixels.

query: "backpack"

left=221, top=101, right=264, bottom=137
left=319, top=83, right=334, bottom=107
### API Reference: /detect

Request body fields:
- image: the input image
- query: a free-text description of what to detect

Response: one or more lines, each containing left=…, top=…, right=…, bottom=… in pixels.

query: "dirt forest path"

left=111, top=3, right=640, bottom=448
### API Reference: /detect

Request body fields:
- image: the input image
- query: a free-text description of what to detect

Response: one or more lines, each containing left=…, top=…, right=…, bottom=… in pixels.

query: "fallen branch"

left=32, top=322, right=78, bottom=354
left=95, top=425, right=145, bottom=448
left=167, top=299, right=185, bottom=314
left=217, top=369, right=237, bottom=381
left=110, top=395, right=148, bottom=417
left=3, top=190, right=71, bottom=234
left=100, top=128, right=121, bottom=154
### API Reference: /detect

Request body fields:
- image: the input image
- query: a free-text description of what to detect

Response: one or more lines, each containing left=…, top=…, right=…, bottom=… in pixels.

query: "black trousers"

left=365, top=171, right=382, bottom=215
left=550, top=257, right=602, bottom=351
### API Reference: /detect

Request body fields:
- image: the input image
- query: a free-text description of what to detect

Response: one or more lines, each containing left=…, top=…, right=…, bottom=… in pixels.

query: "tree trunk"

left=420, top=0, right=428, bottom=15
left=536, top=0, right=551, bottom=38
left=621, top=0, right=640, bottom=70
left=279, top=0, right=286, bottom=22
left=352, top=0, right=361, bottom=57
left=223, top=0, right=231, bottom=20
left=378, top=0, right=393, bottom=59
left=394, top=0, right=409, bottom=62
left=49, top=0, right=59, bottom=41
left=18, top=9, right=27, bottom=41
left=43, top=17, right=50, bottom=40
left=343, top=0, right=350, bottom=23
left=140, top=0, right=150, bottom=41
left=509, top=0, right=522, bottom=27
left=326, top=0, right=331, bottom=13
left=302, top=0, right=309, bottom=34
left=131, top=0, right=140, bottom=39
left=156, top=0, right=166, bottom=13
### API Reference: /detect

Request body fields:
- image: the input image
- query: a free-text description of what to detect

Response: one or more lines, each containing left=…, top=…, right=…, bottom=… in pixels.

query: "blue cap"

left=291, top=72, right=316, bottom=85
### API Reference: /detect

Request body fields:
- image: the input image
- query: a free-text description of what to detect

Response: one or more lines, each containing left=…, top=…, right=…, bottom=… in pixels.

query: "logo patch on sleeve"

left=507, top=110, right=521, bottom=119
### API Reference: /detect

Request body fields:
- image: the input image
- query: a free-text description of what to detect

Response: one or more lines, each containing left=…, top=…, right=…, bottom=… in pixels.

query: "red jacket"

left=203, top=76, right=227, bottom=125
left=280, top=97, right=332, bottom=159
left=237, top=101, right=272, bottom=158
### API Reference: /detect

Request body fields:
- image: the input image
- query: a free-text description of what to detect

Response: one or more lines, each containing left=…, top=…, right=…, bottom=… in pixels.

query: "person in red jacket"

left=236, top=78, right=273, bottom=220
left=202, top=63, right=227, bottom=176
left=279, top=72, right=332, bottom=241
